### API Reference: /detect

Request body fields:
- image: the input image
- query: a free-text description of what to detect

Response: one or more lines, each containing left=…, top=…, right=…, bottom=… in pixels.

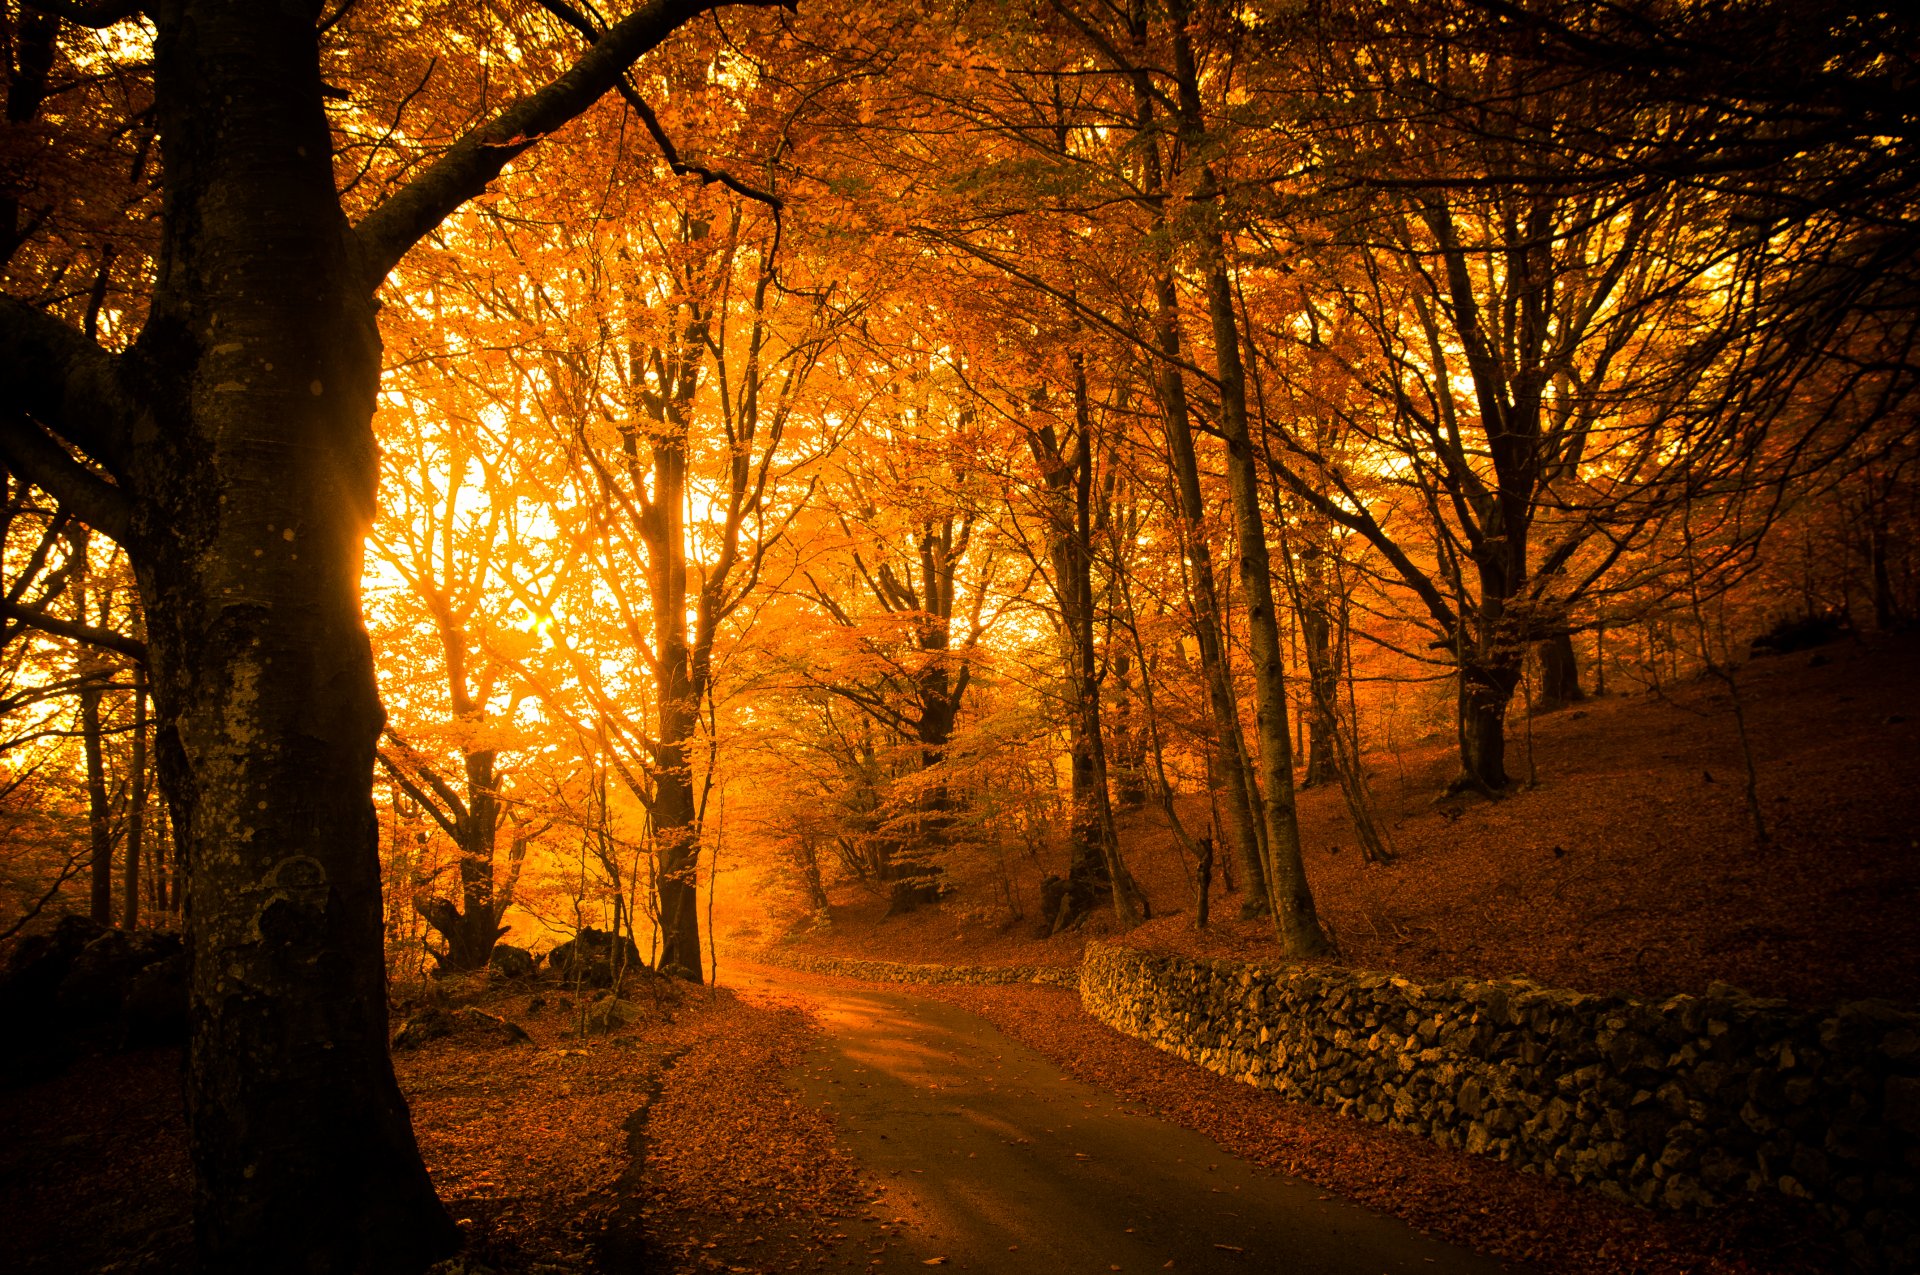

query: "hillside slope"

left=768, top=633, right=1920, bottom=1006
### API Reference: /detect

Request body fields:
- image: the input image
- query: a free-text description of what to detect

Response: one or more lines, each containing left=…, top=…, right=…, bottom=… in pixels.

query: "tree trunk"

left=1193, top=837, right=1212, bottom=930
left=1450, top=539, right=1526, bottom=792
left=798, top=837, right=830, bottom=913
left=123, top=666, right=147, bottom=930
left=653, top=706, right=704, bottom=980
left=1145, top=267, right=1268, bottom=912
left=1109, top=647, right=1148, bottom=808
left=1126, top=33, right=1269, bottom=920
left=71, top=530, right=114, bottom=925
left=80, top=668, right=112, bottom=925
left=1536, top=631, right=1584, bottom=711
left=1594, top=622, right=1608, bottom=696
left=1171, top=14, right=1330, bottom=956
left=640, top=403, right=705, bottom=978
left=1299, top=600, right=1338, bottom=788
left=1036, top=362, right=1141, bottom=931
left=118, top=9, right=455, bottom=1269
left=1454, top=660, right=1522, bottom=793
left=1864, top=474, right=1901, bottom=630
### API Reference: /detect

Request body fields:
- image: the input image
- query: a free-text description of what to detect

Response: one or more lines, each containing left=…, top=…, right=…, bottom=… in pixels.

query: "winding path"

left=727, top=961, right=1509, bottom=1274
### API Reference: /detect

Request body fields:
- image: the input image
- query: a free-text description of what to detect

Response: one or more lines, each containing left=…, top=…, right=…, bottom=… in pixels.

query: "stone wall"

left=1080, top=941, right=1919, bottom=1269
left=756, top=948, right=1081, bottom=990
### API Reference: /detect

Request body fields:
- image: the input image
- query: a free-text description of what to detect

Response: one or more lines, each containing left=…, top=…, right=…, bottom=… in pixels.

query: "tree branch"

left=354, top=0, right=793, bottom=286
left=0, top=598, right=145, bottom=662
left=0, top=298, right=138, bottom=472
left=533, top=0, right=787, bottom=211
left=377, top=732, right=470, bottom=842
left=0, top=415, right=133, bottom=543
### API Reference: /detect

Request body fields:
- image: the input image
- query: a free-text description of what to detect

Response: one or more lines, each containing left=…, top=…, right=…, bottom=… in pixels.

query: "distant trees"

left=367, top=407, right=536, bottom=974
left=793, top=379, right=1001, bottom=911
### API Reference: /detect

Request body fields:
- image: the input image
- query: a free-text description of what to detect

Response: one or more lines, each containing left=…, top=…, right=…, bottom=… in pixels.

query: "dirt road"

left=727, top=962, right=1510, bottom=1274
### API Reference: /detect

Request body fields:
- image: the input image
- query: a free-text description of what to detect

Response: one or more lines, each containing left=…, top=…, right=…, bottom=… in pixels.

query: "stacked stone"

left=760, top=949, right=1081, bottom=989
left=1080, top=941, right=1919, bottom=1270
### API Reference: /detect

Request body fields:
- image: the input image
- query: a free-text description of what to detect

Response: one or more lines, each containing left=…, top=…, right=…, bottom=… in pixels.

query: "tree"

left=793, top=380, right=1002, bottom=911
left=0, top=1, right=784, bottom=1268
left=1021, top=353, right=1147, bottom=929
left=367, top=343, right=545, bottom=974
left=1161, top=0, right=1328, bottom=953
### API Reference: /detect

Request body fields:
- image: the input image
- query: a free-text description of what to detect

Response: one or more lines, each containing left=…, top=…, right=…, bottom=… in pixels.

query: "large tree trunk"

left=122, top=8, right=454, bottom=1269
left=638, top=376, right=706, bottom=981
left=1056, top=688, right=1112, bottom=929
left=1450, top=546, right=1526, bottom=792
left=888, top=658, right=957, bottom=914
left=1037, top=364, right=1141, bottom=931
left=652, top=663, right=705, bottom=980
left=1455, top=660, right=1522, bottom=792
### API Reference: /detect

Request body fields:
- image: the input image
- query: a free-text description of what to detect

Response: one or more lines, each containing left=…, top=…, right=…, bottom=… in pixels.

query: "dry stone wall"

left=1080, top=941, right=1920, bottom=1270
left=756, top=948, right=1081, bottom=990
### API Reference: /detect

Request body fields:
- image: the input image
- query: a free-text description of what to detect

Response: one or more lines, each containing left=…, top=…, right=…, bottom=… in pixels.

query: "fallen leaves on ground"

left=395, top=987, right=686, bottom=1269
left=633, top=984, right=868, bottom=1273
left=0, top=1047, right=191, bottom=1275
left=0, top=979, right=873, bottom=1275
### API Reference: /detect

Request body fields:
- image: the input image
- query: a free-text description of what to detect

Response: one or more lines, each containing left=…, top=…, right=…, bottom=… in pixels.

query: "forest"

left=0, top=0, right=1916, bottom=1272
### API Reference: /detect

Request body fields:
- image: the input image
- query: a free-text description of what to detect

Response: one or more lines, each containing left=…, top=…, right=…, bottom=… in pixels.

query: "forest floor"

left=771, top=630, right=1920, bottom=1007
left=0, top=976, right=884, bottom=1275
left=0, top=958, right=1844, bottom=1275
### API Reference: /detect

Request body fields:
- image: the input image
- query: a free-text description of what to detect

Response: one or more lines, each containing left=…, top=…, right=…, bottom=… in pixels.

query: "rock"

left=488, top=943, right=536, bottom=980
left=1075, top=938, right=1920, bottom=1267
left=52, top=930, right=139, bottom=1024
left=547, top=927, right=643, bottom=988
left=1, top=919, right=188, bottom=1082
left=393, top=1006, right=530, bottom=1050
left=1881, top=1027, right=1920, bottom=1066
left=393, top=1007, right=455, bottom=1050
left=451, top=1007, right=530, bottom=1045
left=587, top=996, right=646, bottom=1031
left=59, top=929, right=185, bottom=1035
left=1, top=914, right=108, bottom=1013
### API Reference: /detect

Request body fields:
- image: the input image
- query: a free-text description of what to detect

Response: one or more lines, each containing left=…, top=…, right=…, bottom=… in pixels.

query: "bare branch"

left=0, top=598, right=145, bottom=662
left=354, top=0, right=793, bottom=286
